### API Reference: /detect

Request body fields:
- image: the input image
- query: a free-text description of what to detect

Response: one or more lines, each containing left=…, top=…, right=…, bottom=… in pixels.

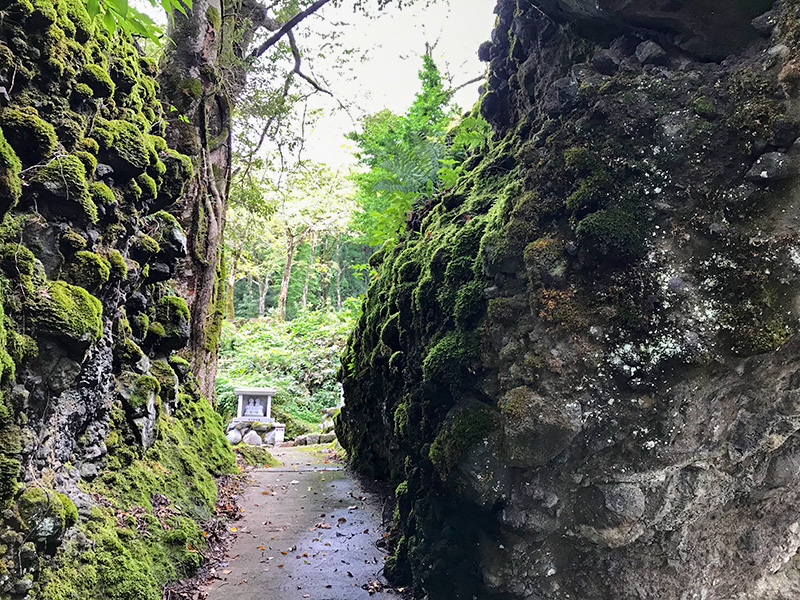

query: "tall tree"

left=153, top=0, right=393, bottom=400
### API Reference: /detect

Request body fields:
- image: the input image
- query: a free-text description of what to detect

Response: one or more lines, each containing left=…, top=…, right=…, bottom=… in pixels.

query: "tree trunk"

left=319, top=236, right=330, bottom=308
left=225, top=222, right=252, bottom=321
left=278, top=228, right=296, bottom=321
left=160, top=0, right=264, bottom=402
left=302, top=230, right=317, bottom=310
left=257, top=274, right=270, bottom=317
left=335, top=235, right=342, bottom=312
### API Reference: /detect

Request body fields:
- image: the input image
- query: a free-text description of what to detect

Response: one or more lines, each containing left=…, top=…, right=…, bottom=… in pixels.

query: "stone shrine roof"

left=234, top=386, right=277, bottom=395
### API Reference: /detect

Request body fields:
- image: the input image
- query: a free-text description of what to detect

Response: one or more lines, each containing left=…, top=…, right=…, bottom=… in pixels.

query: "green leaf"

left=106, top=0, right=128, bottom=18
left=102, top=10, right=116, bottom=34
left=87, top=0, right=100, bottom=18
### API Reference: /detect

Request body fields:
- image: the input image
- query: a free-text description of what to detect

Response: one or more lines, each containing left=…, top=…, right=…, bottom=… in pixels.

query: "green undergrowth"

left=216, top=309, right=355, bottom=436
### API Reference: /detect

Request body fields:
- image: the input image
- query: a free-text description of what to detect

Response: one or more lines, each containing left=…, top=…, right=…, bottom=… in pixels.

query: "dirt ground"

left=203, top=447, right=405, bottom=600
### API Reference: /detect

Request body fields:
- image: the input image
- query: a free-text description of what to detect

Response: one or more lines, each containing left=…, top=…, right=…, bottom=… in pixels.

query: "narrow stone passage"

left=205, top=448, right=397, bottom=600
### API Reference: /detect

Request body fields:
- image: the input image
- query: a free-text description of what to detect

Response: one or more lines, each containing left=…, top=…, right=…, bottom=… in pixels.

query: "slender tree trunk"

left=278, top=228, right=296, bottom=321
left=302, top=230, right=317, bottom=310
left=335, top=235, right=342, bottom=312
left=257, top=274, right=269, bottom=317
left=319, top=236, right=330, bottom=308
left=225, top=221, right=252, bottom=320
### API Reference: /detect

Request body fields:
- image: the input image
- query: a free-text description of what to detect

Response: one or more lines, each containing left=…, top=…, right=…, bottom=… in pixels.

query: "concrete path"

left=205, top=447, right=397, bottom=600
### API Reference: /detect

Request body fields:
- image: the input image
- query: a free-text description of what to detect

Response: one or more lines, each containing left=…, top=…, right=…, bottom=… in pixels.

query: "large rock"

left=534, top=0, right=774, bottom=59
left=338, top=1, right=800, bottom=598
left=242, top=431, right=263, bottom=446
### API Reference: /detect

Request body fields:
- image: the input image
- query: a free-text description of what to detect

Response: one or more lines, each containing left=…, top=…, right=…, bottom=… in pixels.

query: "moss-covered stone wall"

left=0, top=1, right=235, bottom=597
left=338, top=0, right=800, bottom=598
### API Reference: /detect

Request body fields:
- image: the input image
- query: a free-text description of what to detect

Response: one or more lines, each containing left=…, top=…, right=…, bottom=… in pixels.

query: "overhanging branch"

left=250, top=0, right=334, bottom=58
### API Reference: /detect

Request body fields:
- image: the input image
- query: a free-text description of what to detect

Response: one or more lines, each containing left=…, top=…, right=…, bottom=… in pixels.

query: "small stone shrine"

left=226, top=386, right=285, bottom=446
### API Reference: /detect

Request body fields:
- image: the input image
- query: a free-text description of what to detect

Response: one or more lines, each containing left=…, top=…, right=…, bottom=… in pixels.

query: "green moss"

left=106, top=249, right=128, bottom=279
left=89, top=181, right=115, bottom=204
left=0, top=107, right=58, bottom=164
left=565, top=170, right=614, bottom=212
left=150, top=360, right=177, bottom=403
left=72, top=81, right=94, bottom=100
left=147, top=322, right=166, bottom=337
left=18, top=485, right=66, bottom=536
left=29, top=280, right=103, bottom=344
left=130, top=233, right=160, bottom=262
left=129, top=375, right=160, bottom=410
left=93, top=118, right=150, bottom=175
left=453, top=279, right=486, bottom=328
left=63, top=250, right=111, bottom=292
left=429, top=404, right=499, bottom=478
left=79, top=63, right=115, bottom=98
left=168, top=354, right=189, bottom=372
left=161, top=296, right=189, bottom=320
left=130, top=313, right=150, bottom=339
left=0, top=126, right=22, bottom=208
left=147, top=135, right=168, bottom=153
left=78, top=136, right=99, bottom=155
left=116, top=337, right=144, bottom=365
left=393, top=400, right=409, bottom=436
left=232, top=444, right=281, bottom=467
left=0, top=456, right=20, bottom=505
left=575, top=207, right=646, bottom=257
left=159, top=149, right=193, bottom=202
left=422, top=330, right=479, bottom=385
left=137, top=173, right=158, bottom=199
left=693, top=96, right=716, bottom=118
left=0, top=243, right=35, bottom=277
left=30, top=155, right=98, bottom=224
left=73, top=150, right=97, bottom=175
left=205, top=5, right=221, bottom=29
left=58, top=227, right=87, bottom=257
left=57, top=493, right=78, bottom=527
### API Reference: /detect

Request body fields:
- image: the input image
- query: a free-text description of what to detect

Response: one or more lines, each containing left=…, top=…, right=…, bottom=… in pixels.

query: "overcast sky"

left=289, top=1, right=497, bottom=166
left=136, top=0, right=497, bottom=166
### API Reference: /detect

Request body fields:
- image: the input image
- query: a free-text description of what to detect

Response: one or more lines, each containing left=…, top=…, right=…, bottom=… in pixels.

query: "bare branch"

left=447, top=73, right=487, bottom=98
left=288, top=30, right=333, bottom=96
left=250, top=0, right=334, bottom=58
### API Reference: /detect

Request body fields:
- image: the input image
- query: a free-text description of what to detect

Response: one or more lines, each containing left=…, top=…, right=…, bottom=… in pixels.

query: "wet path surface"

left=205, top=447, right=396, bottom=600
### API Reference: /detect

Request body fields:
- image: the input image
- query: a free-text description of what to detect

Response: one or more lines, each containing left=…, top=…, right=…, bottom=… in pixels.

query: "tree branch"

left=447, top=73, right=488, bottom=98
left=250, top=0, right=334, bottom=58
left=288, top=30, right=332, bottom=96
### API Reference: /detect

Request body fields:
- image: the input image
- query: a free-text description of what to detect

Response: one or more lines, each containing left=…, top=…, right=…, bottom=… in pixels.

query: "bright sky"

left=301, top=0, right=497, bottom=166
left=135, top=0, right=497, bottom=167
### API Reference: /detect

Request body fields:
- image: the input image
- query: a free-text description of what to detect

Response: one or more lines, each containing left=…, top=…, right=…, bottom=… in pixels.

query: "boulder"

left=242, top=431, right=263, bottom=446
left=226, top=429, right=242, bottom=445
left=319, top=432, right=336, bottom=444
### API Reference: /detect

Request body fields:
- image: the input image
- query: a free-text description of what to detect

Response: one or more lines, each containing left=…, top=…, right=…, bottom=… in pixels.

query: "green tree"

left=347, top=52, right=489, bottom=246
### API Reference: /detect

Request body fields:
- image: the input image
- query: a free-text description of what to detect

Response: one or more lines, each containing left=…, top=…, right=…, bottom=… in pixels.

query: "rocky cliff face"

left=337, top=0, right=800, bottom=597
left=0, top=1, right=234, bottom=598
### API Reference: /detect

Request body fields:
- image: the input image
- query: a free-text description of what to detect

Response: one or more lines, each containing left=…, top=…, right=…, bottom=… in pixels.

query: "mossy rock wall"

left=0, top=1, right=233, bottom=598
left=338, top=1, right=800, bottom=598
